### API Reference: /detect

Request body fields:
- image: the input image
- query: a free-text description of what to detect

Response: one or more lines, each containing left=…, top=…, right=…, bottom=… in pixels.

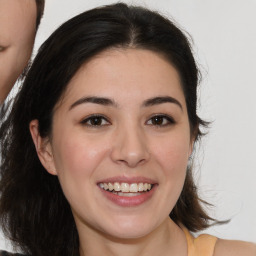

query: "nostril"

left=115, top=157, right=148, bottom=168
left=110, top=132, right=150, bottom=167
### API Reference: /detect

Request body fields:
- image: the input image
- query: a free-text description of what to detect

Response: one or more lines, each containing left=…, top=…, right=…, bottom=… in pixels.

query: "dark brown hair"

left=0, top=3, right=219, bottom=255
left=35, top=0, right=45, bottom=29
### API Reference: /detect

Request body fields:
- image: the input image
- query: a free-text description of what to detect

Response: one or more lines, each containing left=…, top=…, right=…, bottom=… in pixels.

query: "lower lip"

left=99, top=185, right=157, bottom=207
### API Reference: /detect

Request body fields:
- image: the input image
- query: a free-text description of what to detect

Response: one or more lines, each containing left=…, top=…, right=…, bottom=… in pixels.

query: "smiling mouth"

left=99, top=182, right=153, bottom=197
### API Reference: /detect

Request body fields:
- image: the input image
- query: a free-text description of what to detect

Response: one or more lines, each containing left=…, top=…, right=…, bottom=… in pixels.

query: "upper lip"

left=97, top=176, right=157, bottom=185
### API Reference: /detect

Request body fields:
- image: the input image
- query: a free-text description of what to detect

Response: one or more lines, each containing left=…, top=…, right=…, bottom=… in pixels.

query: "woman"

left=0, top=0, right=45, bottom=104
left=0, top=3, right=255, bottom=256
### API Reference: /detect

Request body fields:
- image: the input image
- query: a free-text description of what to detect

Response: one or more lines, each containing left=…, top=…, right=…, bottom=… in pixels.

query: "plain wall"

left=1, top=0, right=255, bottom=251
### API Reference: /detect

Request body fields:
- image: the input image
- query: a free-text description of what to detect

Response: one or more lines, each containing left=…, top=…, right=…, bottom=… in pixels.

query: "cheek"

left=146, top=132, right=190, bottom=219
left=15, top=43, right=34, bottom=73
left=51, top=131, right=110, bottom=209
left=0, top=47, right=33, bottom=89
left=51, top=128, right=111, bottom=192
left=53, top=135, right=107, bottom=177
left=151, top=131, right=190, bottom=202
left=0, top=51, right=20, bottom=88
left=152, top=134, right=190, bottom=176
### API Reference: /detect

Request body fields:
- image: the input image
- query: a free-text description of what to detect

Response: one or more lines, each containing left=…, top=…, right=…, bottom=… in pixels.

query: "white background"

left=1, top=0, right=256, bottom=251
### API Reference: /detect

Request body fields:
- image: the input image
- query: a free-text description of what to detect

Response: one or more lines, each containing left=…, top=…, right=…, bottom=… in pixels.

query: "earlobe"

left=29, top=119, right=57, bottom=176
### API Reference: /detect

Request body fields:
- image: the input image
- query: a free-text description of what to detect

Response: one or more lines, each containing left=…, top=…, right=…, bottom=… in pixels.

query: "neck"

left=78, top=218, right=187, bottom=256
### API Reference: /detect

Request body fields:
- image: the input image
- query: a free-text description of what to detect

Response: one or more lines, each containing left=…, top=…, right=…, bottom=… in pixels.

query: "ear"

left=29, top=119, right=57, bottom=176
left=189, top=123, right=200, bottom=157
left=188, top=140, right=194, bottom=159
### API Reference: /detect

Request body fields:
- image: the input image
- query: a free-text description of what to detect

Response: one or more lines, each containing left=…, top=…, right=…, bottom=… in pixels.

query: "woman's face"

left=0, top=0, right=37, bottom=102
left=33, top=49, right=193, bottom=239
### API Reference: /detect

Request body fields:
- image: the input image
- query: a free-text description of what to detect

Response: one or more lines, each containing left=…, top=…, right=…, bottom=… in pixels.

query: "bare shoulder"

left=214, top=238, right=256, bottom=256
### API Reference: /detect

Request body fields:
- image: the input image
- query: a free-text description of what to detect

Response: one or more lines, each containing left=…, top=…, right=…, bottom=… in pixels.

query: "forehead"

left=61, top=48, right=185, bottom=107
left=0, top=0, right=37, bottom=43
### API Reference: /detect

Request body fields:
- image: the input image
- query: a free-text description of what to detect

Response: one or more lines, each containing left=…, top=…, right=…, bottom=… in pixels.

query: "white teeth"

left=121, top=183, right=129, bottom=192
left=138, top=183, right=144, bottom=192
left=108, top=183, right=114, bottom=191
left=114, top=182, right=121, bottom=192
left=99, top=182, right=153, bottom=193
left=129, top=183, right=138, bottom=192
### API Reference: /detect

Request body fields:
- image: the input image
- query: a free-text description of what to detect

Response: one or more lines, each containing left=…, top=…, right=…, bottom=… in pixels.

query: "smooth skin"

left=0, top=0, right=37, bottom=103
left=30, top=49, right=256, bottom=256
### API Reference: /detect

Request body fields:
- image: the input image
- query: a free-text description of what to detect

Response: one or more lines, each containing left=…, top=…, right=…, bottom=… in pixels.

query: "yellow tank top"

left=182, top=227, right=218, bottom=256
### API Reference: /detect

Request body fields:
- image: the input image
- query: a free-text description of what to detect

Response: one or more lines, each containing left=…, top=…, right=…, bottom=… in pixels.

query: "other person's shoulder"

left=214, top=239, right=256, bottom=256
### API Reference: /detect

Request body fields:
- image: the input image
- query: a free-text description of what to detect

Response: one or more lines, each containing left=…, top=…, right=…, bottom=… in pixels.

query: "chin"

left=104, top=227, right=153, bottom=240
left=98, top=215, right=160, bottom=240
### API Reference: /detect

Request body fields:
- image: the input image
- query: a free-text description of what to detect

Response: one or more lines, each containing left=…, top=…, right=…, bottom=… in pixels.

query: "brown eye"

left=147, top=115, right=175, bottom=126
left=81, top=115, right=110, bottom=127
left=151, top=116, right=164, bottom=125
left=89, top=117, right=103, bottom=126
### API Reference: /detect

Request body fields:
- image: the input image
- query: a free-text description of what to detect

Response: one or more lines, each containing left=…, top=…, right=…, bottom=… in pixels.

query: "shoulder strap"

left=182, top=227, right=218, bottom=256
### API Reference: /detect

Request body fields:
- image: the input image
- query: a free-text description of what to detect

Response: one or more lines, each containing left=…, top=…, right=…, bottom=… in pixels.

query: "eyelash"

left=146, top=114, right=175, bottom=127
left=80, top=115, right=111, bottom=127
left=80, top=114, right=175, bottom=128
left=0, top=46, right=6, bottom=52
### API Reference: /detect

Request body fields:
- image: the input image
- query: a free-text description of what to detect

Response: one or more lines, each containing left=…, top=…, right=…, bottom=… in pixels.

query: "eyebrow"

left=69, top=96, right=183, bottom=110
left=142, top=96, right=183, bottom=110
left=69, top=96, right=117, bottom=110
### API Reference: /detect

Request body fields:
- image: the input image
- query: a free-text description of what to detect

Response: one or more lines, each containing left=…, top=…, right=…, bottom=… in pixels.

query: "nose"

left=110, top=126, right=150, bottom=168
